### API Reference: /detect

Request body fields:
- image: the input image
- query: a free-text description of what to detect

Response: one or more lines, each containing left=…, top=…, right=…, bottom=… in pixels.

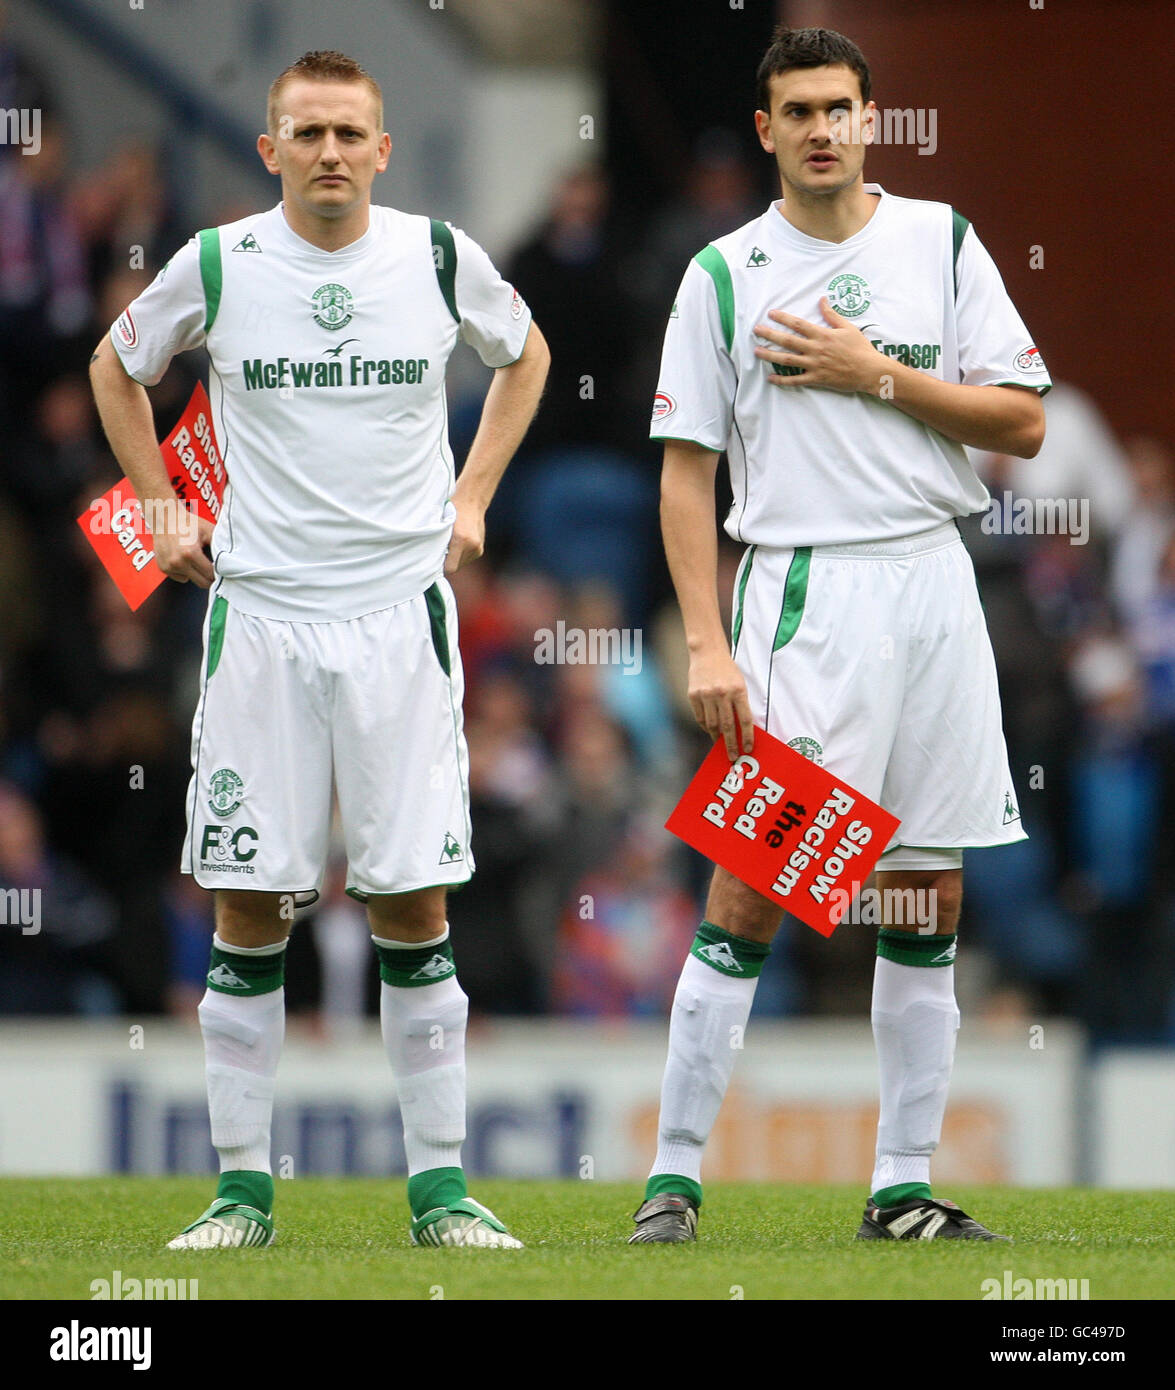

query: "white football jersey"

left=111, top=203, right=531, bottom=620
left=651, top=184, right=1050, bottom=547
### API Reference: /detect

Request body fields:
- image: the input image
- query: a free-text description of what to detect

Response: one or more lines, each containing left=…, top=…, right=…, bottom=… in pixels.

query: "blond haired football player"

left=630, top=26, right=1046, bottom=1243
left=91, top=51, right=548, bottom=1250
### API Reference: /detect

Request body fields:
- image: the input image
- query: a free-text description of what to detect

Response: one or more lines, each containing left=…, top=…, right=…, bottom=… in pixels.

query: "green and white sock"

left=374, top=927, right=469, bottom=1219
left=199, top=935, right=287, bottom=1195
left=870, top=930, right=959, bottom=1203
left=647, top=921, right=770, bottom=1204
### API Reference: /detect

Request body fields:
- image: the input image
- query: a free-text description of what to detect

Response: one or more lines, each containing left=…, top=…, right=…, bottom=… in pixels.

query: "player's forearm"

left=660, top=443, right=727, bottom=655
left=89, top=340, right=176, bottom=507
left=453, top=324, right=550, bottom=511
left=872, top=365, right=1045, bottom=457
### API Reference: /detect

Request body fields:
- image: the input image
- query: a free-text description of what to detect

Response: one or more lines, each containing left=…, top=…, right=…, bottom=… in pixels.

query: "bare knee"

left=704, top=866, right=783, bottom=945
left=366, top=886, right=448, bottom=943
left=215, top=890, right=291, bottom=948
left=873, top=868, right=962, bottom=935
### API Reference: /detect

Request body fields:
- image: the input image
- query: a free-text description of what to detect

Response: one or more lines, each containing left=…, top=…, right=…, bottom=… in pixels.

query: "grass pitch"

left=1, top=1179, right=1170, bottom=1301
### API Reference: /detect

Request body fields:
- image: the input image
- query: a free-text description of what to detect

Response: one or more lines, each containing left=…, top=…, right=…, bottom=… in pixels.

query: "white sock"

left=377, top=931, right=468, bottom=1176
left=200, top=937, right=286, bottom=1175
left=650, top=953, right=759, bottom=1184
left=870, top=954, right=960, bottom=1197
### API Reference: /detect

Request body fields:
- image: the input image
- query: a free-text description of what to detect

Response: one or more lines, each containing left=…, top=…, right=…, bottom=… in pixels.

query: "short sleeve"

left=108, top=236, right=207, bottom=386
left=954, top=223, right=1051, bottom=395
left=450, top=225, right=532, bottom=368
left=650, top=254, right=736, bottom=451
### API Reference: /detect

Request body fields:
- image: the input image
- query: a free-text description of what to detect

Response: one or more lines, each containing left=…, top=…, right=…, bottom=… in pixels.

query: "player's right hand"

left=687, top=648, right=755, bottom=760
left=152, top=512, right=216, bottom=588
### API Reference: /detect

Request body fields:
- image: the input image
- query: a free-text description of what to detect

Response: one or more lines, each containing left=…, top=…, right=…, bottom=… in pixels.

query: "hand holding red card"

left=77, top=383, right=226, bottom=610
left=665, top=727, right=901, bottom=936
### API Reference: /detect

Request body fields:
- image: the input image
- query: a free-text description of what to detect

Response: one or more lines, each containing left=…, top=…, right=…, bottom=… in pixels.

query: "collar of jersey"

left=764, top=182, right=889, bottom=254
left=271, top=202, right=377, bottom=260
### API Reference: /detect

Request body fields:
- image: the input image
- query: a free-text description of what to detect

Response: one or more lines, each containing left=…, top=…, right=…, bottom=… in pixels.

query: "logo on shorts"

left=826, top=272, right=871, bottom=317
left=209, top=768, right=245, bottom=818
left=787, top=737, right=824, bottom=766
left=439, top=831, right=464, bottom=864
left=1002, top=790, right=1020, bottom=824
left=311, top=282, right=354, bottom=331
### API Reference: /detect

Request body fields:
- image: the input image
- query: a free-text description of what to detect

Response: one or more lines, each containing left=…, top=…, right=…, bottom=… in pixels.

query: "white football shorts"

left=181, top=578, right=474, bottom=899
left=730, top=521, right=1026, bottom=859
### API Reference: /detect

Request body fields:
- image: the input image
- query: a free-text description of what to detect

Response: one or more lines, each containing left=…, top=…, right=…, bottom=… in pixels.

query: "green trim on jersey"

left=197, top=228, right=223, bottom=334
left=772, top=547, right=812, bottom=652
left=429, top=219, right=460, bottom=324
left=950, top=209, right=970, bottom=296
left=424, top=581, right=452, bottom=678
left=731, top=545, right=757, bottom=654
left=206, top=594, right=228, bottom=679
left=693, top=245, right=734, bottom=352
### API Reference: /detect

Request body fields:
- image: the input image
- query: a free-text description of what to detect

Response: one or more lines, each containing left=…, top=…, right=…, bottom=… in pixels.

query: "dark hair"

left=755, top=25, right=871, bottom=114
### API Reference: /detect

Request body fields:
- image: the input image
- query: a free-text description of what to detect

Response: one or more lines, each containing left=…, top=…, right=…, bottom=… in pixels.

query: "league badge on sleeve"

left=666, top=727, right=901, bottom=936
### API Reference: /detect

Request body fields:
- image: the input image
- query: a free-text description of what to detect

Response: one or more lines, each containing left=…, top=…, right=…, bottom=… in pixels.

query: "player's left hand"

left=753, top=297, right=884, bottom=394
left=445, top=500, right=485, bottom=574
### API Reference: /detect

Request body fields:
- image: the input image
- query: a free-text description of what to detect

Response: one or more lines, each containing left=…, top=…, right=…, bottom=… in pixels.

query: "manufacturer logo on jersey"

left=509, top=287, right=524, bottom=320
left=695, top=941, right=743, bottom=973
left=209, top=768, right=245, bottom=818
left=233, top=233, right=261, bottom=253
left=115, top=310, right=137, bottom=349
left=787, top=736, right=824, bottom=766
left=311, top=282, right=354, bottom=331
left=669, top=301, right=679, bottom=318
left=652, top=392, right=676, bottom=421
left=207, top=963, right=249, bottom=990
left=746, top=246, right=772, bottom=267
left=826, top=272, right=871, bottom=317
left=439, top=832, right=464, bottom=864
left=1014, top=344, right=1046, bottom=372
left=1003, top=791, right=1021, bottom=824
left=410, top=954, right=455, bottom=981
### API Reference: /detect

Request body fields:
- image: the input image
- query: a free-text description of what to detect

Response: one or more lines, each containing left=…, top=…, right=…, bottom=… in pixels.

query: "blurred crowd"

left=1, top=31, right=1173, bottom=1044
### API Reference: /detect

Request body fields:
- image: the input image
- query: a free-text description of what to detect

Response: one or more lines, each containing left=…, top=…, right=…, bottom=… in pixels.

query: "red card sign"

left=665, top=727, right=901, bottom=936
left=77, top=384, right=225, bottom=610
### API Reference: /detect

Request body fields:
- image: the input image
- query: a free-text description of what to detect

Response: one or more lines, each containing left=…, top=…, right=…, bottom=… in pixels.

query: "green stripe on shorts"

left=424, top=582, right=451, bottom=678
left=731, top=545, right=756, bottom=654
left=206, top=594, right=228, bottom=679
left=772, top=547, right=812, bottom=652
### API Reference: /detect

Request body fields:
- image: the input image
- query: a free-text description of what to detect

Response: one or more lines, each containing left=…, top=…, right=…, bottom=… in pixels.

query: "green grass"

left=2, top=1179, right=1170, bottom=1300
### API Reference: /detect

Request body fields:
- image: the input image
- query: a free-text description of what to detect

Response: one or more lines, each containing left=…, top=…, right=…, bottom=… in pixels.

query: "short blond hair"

left=267, top=50, right=383, bottom=134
